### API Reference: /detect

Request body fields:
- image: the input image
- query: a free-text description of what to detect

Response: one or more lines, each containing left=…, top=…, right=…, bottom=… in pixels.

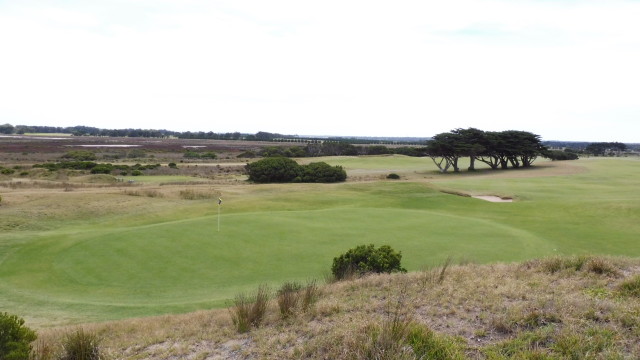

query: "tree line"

left=425, top=128, right=547, bottom=172
left=0, top=124, right=422, bottom=145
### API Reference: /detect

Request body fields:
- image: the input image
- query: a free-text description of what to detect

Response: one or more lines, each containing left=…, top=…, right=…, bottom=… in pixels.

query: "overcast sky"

left=1, top=1, right=639, bottom=142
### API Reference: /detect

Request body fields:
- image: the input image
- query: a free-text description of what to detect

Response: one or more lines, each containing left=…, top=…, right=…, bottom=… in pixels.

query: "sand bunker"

left=472, top=195, right=513, bottom=203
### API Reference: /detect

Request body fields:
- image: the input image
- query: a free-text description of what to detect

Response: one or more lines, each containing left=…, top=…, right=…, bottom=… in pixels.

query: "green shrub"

left=184, top=151, right=217, bottom=159
left=89, top=164, right=113, bottom=174
left=331, top=244, right=407, bottom=280
left=299, top=162, right=346, bottom=183
left=61, top=150, right=96, bottom=161
left=246, top=157, right=302, bottom=183
left=168, top=162, right=177, bottom=169
left=1, top=168, right=15, bottom=175
left=542, top=150, right=579, bottom=161
left=246, top=158, right=347, bottom=183
left=386, top=173, right=400, bottom=179
left=131, top=170, right=142, bottom=176
left=0, top=312, right=37, bottom=360
left=59, top=328, right=102, bottom=360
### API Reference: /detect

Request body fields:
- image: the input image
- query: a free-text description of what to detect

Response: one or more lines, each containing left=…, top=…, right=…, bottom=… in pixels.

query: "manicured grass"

left=1, top=157, right=639, bottom=325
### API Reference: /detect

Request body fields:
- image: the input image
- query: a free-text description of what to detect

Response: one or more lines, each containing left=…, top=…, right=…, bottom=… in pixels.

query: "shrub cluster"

left=32, top=162, right=161, bottom=175
left=542, top=150, right=579, bottom=161
left=331, top=244, right=406, bottom=280
left=246, top=157, right=346, bottom=183
left=61, top=150, right=97, bottom=161
left=183, top=150, right=217, bottom=159
left=0, top=166, right=16, bottom=175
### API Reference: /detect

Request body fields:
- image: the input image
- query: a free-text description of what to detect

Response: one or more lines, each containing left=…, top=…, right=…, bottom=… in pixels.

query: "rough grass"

left=31, top=256, right=640, bottom=359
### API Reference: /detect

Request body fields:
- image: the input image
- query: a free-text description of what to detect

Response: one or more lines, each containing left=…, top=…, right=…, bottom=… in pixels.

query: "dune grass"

left=1, top=157, right=639, bottom=326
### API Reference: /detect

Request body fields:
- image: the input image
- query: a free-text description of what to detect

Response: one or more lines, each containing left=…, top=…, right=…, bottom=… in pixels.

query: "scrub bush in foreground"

left=332, top=244, right=406, bottom=280
left=0, top=312, right=37, bottom=360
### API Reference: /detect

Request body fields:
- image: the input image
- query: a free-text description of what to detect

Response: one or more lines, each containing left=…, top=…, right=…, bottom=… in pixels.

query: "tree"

left=585, top=142, right=627, bottom=156
left=0, top=312, right=37, bottom=360
left=425, top=132, right=464, bottom=172
left=475, top=131, right=502, bottom=170
left=0, top=123, right=15, bottom=134
left=503, top=130, right=546, bottom=167
left=331, top=244, right=406, bottom=280
left=451, top=128, right=486, bottom=171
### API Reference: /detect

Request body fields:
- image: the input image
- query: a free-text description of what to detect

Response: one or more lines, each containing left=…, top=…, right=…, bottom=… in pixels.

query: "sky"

left=1, top=1, right=639, bottom=142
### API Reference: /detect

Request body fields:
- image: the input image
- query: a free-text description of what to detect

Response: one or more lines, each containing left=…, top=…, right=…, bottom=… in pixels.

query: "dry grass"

left=30, top=255, right=640, bottom=359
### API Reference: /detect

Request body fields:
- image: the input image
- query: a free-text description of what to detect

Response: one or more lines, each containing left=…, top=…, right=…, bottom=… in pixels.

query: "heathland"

left=0, top=136, right=639, bottom=358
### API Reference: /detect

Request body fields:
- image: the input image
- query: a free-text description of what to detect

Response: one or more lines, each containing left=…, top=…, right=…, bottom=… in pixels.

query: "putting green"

left=0, top=205, right=552, bottom=320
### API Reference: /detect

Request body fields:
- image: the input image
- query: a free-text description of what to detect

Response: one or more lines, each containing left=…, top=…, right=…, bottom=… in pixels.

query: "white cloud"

left=1, top=0, right=639, bottom=141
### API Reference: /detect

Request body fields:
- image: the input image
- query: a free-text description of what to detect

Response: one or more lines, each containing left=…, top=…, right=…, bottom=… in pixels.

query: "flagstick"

left=217, top=202, right=221, bottom=232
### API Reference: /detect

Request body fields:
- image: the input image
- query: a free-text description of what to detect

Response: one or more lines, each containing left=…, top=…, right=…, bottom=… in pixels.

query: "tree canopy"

left=426, top=128, right=547, bottom=172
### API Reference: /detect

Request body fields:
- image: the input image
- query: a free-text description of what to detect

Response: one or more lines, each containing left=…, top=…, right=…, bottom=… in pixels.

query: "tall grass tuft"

left=59, top=328, right=102, bottom=360
left=354, top=286, right=414, bottom=359
left=617, top=275, right=640, bottom=297
left=406, top=324, right=466, bottom=360
left=585, top=257, right=619, bottom=276
left=277, top=282, right=302, bottom=319
left=230, top=285, right=270, bottom=333
left=29, top=339, right=54, bottom=360
left=277, top=280, right=321, bottom=319
left=179, top=189, right=218, bottom=200
left=420, top=256, right=453, bottom=289
left=301, top=280, right=320, bottom=312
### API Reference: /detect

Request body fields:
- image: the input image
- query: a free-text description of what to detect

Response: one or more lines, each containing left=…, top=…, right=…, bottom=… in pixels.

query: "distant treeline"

left=0, top=124, right=425, bottom=145
left=243, top=143, right=427, bottom=159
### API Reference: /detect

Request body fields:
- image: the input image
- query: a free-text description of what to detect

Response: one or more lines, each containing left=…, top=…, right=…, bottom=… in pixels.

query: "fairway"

left=1, top=156, right=640, bottom=325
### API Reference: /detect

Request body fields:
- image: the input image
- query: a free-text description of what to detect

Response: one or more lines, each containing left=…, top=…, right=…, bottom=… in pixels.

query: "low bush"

left=0, top=312, right=37, bottom=360
left=331, top=244, right=406, bottom=280
left=61, top=150, right=96, bottom=161
left=386, top=173, right=400, bottom=179
left=542, top=150, right=579, bottom=161
left=299, top=162, right=346, bottom=183
left=246, top=157, right=302, bottom=183
left=246, top=157, right=347, bottom=183
left=184, top=150, right=217, bottom=159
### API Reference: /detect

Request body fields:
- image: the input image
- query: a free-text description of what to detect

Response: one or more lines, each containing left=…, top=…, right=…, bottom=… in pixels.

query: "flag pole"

left=217, top=197, right=222, bottom=232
